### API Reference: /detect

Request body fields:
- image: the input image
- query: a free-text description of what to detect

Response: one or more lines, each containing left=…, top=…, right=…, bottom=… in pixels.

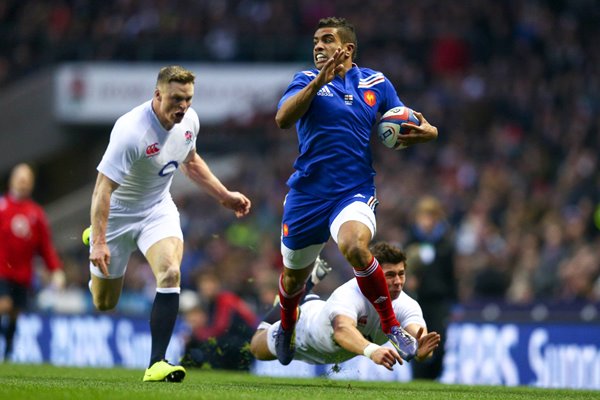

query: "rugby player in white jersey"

left=87, top=65, right=251, bottom=382
left=250, top=242, right=441, bottom=370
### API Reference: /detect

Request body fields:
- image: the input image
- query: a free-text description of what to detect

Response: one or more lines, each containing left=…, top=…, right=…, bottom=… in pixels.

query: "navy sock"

left=262, top=304, right=281, bottom=324
left=3, top=317, right=17, bottom=359
left=149, top=291, right=179, bottom=367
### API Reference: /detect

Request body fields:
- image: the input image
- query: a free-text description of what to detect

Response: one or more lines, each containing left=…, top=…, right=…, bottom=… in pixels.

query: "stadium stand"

left=0, top=0, right=598, bottom=317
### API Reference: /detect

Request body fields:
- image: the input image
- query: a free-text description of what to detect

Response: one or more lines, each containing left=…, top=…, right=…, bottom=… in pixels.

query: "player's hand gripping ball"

left=377, top=106, right=420, bottom=149
left=82, top=226, right=91, bottom=246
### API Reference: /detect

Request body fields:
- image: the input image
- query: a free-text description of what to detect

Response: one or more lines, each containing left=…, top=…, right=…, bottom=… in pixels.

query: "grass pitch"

left=0, top=363, right=597, bottom=400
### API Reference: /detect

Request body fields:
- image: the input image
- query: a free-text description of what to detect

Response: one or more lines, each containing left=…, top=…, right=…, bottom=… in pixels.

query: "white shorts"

left=281, top=201, right=376, bottom=270
left=264, top=299, right=341, bottom=364
left=89, top=196, right=183, bottom=279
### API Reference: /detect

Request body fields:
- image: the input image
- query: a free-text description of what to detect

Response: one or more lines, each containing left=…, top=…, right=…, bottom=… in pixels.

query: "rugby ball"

left=377, top=107, right=420, bottom=149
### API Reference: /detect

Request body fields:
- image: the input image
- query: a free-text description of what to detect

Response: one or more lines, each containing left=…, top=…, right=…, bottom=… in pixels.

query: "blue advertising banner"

left=3, top=313, right=600, bottom=390
left=3, top=313, right=186, bottom=369
left=441, top=322, right=600, bottom=389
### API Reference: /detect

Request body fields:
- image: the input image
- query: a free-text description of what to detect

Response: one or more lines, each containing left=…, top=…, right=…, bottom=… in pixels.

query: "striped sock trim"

left=156, top=287, right=181, bottom=294
left=278, top=274, right=305, bottom=300
left=353, top=257, right=379, bottom=277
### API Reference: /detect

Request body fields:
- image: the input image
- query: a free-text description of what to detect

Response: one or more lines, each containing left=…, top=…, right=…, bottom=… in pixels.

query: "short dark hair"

left=156, top=65, right=195, bottom=87
left=370, top=242, right=407, bottom=266
left=317, top=17, right=358, bottom=60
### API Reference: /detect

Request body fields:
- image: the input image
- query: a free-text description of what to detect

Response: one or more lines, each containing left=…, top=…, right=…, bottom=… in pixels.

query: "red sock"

left=278, top=273, right=305, bottom=331
left=354, top=257, right=400, bottom=334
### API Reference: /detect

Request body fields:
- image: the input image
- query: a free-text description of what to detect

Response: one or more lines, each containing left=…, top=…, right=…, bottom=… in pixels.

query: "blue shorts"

left=281, top=184, right=378, bottom=250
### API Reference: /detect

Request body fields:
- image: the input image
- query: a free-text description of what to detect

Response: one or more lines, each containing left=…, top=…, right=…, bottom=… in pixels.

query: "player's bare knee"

left=156, top=266, right=180, bottom=288
left=249, top=334, right=261, bottom=358
left=93, top=296, right=118, bottom=312
left=0, top=297, right=14, bottom=313
left=283, top=275, right=302, bottom=293
left=282, top=268, right=310, bottom=293
left=249, top=330, right=274, bottom=360
left=339, top=241, right=370, bottom=267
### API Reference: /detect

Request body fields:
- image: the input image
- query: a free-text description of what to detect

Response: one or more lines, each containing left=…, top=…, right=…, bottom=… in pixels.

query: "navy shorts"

left=281, top=183, right=378, bottom=250
left=0, top=279, right=29, bottom=309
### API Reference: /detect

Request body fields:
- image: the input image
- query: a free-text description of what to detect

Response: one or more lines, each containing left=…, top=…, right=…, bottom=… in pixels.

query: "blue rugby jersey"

left=278, top=65, right=403, bottom=199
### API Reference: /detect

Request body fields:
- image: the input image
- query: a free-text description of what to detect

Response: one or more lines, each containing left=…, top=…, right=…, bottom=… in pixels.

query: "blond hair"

left=156, top=65, right=195, bottom=87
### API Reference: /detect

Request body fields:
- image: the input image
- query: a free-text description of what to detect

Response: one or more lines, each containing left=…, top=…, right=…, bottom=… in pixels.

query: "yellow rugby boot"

left=143, top=360, right=186, bottom=382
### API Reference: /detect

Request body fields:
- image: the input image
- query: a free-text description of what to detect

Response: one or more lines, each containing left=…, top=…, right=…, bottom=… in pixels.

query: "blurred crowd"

left=2, top=0, right=599, bottom=319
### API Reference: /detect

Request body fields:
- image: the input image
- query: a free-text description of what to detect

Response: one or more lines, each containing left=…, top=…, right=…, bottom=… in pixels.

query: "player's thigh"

left=280, top=189, right=332, bottom=269
left=330, top=200, right=377, bottom=245
left=137, top=198, right=184, bottom=284
left=138, top=198, right=183, bottom=266
left=145, top=237, right=183, bottom=279
left=281, top=242, right=325, bottom=271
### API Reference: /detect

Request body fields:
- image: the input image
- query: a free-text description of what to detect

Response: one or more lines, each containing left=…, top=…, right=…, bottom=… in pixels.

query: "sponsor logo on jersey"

left=11, top=214, right=31, bottom=239
left=344, top=94, right=353, bottom=105
left=158, top=161, right=179, bottom=176
left=317, top=85, right=333, bottom=97
left=363, top=90, right=376, bottom=107
left=184, top=130, right=193, bottom=144
left=145, top=142, right=160, bottom=157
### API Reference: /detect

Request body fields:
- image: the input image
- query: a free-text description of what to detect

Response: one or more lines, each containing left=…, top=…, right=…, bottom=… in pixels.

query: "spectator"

left=404, top=196, right=456, bottom=380
left=181, top=270, right=258, bottom=370
left=0, top=163, right=64, bottom=360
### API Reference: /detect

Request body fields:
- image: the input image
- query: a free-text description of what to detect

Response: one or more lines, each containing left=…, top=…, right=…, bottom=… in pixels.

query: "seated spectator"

left=181, top=270, right=259, bottom=370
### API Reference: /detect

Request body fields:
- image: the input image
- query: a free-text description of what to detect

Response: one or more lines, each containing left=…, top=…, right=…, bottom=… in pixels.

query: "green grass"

left=0, top=364, right=597, bottom=400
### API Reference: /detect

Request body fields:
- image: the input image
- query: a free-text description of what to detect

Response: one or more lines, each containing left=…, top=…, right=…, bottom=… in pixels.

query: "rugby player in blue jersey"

left=273, top=17, right=438, bottom=365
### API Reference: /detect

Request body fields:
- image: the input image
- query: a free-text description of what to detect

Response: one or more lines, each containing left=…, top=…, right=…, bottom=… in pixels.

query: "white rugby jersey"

left=293, top=279, right=425, bottom=365
left=97, top=100, right=199, bottom=209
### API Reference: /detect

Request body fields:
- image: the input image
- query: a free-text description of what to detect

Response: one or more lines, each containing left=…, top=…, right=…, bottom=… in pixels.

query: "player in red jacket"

left=0, top=163, right=64, bottom=360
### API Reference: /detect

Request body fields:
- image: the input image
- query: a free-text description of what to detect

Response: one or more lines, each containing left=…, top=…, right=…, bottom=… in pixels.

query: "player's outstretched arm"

left=275, top=49, right=346, bottom=129
left=406, top=325, right=441, bottom=362
left=275, top=81, right=320, bottom=129
left=89, top=172, right=119, bottom=276
left=332, top=315, right=403, bottom=370
left=181, top=152, right=251, bottom=218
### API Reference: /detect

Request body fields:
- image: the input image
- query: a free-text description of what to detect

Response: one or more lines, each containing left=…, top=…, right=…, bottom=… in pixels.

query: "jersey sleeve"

left=97, top=118, right=141, bottom=184
left=187, top=107, right=201, bottom=152
left=378, top=75, right=403, bottom=114
left=324, top=280, right=368, bottom=322
left=35, top=206, right=61, bottom=271
left=277, top=71, right=314, bottom=110
left=395, top=292, right=426, bottom=329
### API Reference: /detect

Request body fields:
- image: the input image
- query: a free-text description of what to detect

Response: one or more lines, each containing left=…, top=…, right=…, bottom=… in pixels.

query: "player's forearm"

left=275, top=81, right=320, bottom=129
left=182, top=155, right=229, bottom=202
left=90, top=175, right=116, bottom=244
left=90, top=195, right=110, bottom=244
left=333, top=325, right=371, bottom=356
